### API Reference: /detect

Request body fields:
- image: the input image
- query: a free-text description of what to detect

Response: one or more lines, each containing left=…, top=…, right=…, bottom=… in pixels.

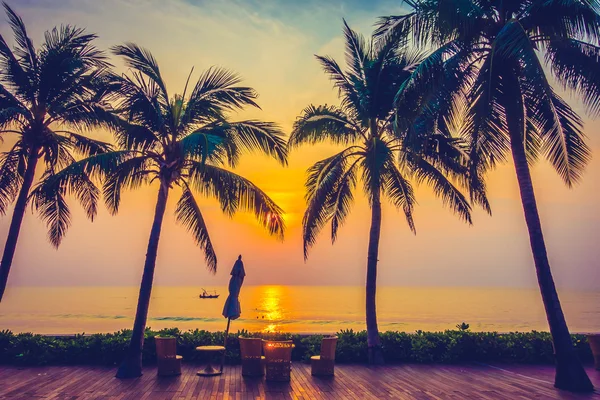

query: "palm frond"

left=315, top=55, right=362, bottom=113
left=289, top=105, right=362, bottom=148
left=435, top=0, right=490, bottom=42
left=369, top=50, right=418, bottom=120
left=183, top=67, right=259, bottom=127
left=218, top=120, right=287, bottom=165
left=523, top=0, right=600, bottom=42
left=46, top=73, right=115, bottom=131
left=109, top=72, right=167, bottom=134
left=408, top=154, right=472, bottom=224
left=112, top=117, right=160, bottom=152
left=418, top=135, right=469, bottom=182
left=31, top=183, right=70, bottom=248
left=343, top=20, right=368, bottom=87
left=180, top=128, right=226, bottom=164
left=47, top=138, right=77, bottom=171
left=545, top=38, right=600, bottom=115
left=394, top=41, right=465, bottom=135
left=188, top=162, right=285, bottom=238
left=0, top=143, right=24, bottom=214
left=29, top=150, right=137, bottom=246
left=36, top=26, right=108, bottom=112
left=378, top=0, right=496, bottom=47
left=360, top=137, right=392, bottom=204
left=0, top=82, right=30, bottom=128
left=31, top=164, right=104, bottom=247
left=175, top=186, right=217, bottom=272
left=112, top=43, right=169, bottom=105
left=3, top=2, right=37, bottom=73
left=103, top=156, right=154, bottom=214
left=330, top=159, right=359, bottom=243
left=495, top=20, right=591, bottom=185
left=0, top=29, right=34, bottom=103
left=462, top=54, right=509, bottom=178
left=302, top=148, right=355, bottom=258
left=61, top=131, right=112, bottom=157
left=374, top=13, right=413, bottom=46
left=41, top=150, right=137, bottom=186
left=381, top=159, right=416, bottom=232
left=537, top=91, right=590, bottom=186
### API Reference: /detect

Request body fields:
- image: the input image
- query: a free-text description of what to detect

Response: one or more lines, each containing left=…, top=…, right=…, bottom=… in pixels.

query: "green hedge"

left=0, top=328, right=593, bottom=366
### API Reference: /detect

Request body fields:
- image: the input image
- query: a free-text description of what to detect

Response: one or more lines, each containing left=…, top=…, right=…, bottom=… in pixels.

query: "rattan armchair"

left=155, top=336, right=182, bottom=376
left=311, top=337, right=337, bottom=376
left=239, top=337, right=265, bottom=376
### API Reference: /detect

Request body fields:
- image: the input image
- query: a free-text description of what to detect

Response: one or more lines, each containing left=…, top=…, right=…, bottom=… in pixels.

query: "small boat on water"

left=199, top=288, right=219, bottom=299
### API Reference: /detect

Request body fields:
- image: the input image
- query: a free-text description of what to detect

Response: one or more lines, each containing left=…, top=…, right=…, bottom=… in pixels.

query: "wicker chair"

left=311, top=337, right=337, bottom=376
left=263, top=340, right=294, bottom=382
left=239, top=337, right=265, bottom=376
left=155, top=336, right=182, bottom=376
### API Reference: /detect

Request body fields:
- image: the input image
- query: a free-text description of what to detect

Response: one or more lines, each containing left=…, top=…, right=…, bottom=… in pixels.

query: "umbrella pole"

left=220, top=318, right=231, bottom=372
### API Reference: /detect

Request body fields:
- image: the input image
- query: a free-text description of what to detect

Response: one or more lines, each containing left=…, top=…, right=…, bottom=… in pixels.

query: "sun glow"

left=260, top=286, right=284, bottom=332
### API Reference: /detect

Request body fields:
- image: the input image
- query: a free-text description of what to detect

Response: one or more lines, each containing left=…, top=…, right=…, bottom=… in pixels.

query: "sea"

left=1, top=286, right=599, bottom=335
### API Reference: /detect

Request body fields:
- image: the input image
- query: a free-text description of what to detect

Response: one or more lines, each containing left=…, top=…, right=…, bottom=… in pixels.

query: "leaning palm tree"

left=289, top=22, right=475, bottom=364
left=35, top=44, right=287, bottom=378
left=0, top=3, right=112, bottom=302
left=376, top=0, right=600, bottom=392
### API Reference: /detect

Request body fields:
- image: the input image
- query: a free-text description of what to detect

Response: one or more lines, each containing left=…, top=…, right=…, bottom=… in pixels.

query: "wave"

left=54, top=314, right=128, bottom=320
left=48, top=313, right=396, bottom=328
left=151, top=316, right=221, bottom=322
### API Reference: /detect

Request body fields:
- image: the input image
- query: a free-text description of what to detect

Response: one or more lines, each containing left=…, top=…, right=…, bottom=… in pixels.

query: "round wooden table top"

left=195, top=345, right=226, bottom=352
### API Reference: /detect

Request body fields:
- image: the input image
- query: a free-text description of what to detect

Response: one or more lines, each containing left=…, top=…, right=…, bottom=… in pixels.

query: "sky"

left=0, top=0, right=599, bottom=290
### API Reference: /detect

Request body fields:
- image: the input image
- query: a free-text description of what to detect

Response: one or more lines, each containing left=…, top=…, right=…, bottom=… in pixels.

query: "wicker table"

left=195, top=345, right=226, bottom=376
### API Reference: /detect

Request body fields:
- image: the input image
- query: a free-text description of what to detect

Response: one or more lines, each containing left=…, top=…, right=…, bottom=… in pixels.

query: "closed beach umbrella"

left=220, top=255, right=245, bottom=371
left=222, top=255, right=245, bottom=320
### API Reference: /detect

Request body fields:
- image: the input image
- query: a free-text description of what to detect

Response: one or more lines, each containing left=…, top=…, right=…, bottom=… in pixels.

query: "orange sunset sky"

left=1, top=0, right=599, bottom=290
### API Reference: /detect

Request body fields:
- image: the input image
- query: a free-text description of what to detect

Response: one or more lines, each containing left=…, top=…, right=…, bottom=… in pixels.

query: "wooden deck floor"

left=0, top=363, right=598, bottom=399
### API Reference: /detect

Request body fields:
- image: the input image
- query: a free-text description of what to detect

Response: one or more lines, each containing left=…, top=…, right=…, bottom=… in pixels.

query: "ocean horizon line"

left=6, top=284, right=598, bottom=292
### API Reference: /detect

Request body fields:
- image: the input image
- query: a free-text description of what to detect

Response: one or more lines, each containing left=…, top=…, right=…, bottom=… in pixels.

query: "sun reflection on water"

left=260, top=286, right=284, bottom=332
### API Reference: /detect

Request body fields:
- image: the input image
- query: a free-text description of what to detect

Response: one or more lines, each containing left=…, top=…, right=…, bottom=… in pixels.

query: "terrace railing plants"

left=0, top=328, right=593, bottom=367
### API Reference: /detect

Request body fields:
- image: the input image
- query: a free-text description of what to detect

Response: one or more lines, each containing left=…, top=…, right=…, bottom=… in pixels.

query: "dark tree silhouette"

left=0, top=3, right=112, bottom=302
left=38, top=44, right=287, bottom=378
left=376, top=0, right=600, bottom=392
left=290, top=22, right=478, bottom=364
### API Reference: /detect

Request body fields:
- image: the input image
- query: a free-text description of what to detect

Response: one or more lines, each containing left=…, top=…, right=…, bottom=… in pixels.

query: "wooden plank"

left=0, top=363, right=598, bottom=399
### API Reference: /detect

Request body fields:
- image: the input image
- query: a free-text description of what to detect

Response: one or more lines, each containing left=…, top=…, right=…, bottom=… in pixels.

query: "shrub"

left=0, top=328, right=593, bottom=366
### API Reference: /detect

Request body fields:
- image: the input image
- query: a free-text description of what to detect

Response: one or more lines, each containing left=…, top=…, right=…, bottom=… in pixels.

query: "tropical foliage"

left=375, top=0, right=600, bottom=392
left=0, top=3, right=112, bottom=301
left=289, top=21, right=479, bottom=364
left=37, top=43, right=287, bottom=377
left=0, top=328, right=593, bottom=366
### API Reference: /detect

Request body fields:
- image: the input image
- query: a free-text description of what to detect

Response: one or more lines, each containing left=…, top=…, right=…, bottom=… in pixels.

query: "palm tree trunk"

left=0, top=151, right=39, bottom=303
left=366, top=188, right=384, bottom=364
left=508, top=116, right=593, bottom=392
left=116, top=180, right=169, bottom=379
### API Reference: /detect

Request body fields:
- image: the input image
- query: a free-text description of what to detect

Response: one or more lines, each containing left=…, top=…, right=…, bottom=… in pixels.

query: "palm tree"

left=289, top=22, right=475, bottom=364
left=375, top=0, right=600, bottom=392
left=0, top=3, right=112, bottom=302
left=37, top=44, right=287, bottom=378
